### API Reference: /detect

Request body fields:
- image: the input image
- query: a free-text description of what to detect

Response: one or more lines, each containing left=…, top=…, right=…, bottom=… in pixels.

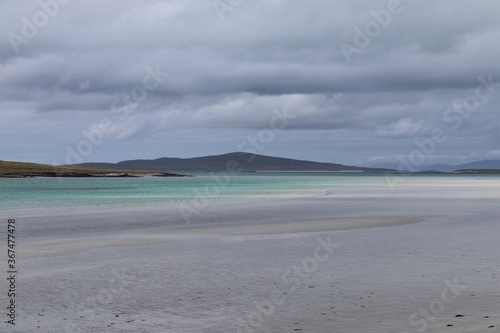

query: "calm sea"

left=0, top=172, right=498, bottom=215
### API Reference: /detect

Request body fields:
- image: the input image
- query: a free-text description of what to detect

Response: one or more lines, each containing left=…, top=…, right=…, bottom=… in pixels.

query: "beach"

left=2, top=176, right=499, bottom=332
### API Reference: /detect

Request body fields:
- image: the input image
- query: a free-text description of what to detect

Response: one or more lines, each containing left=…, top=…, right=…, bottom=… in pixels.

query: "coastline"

left=0, top=172, right=189, bottom=178
left=0, top=160, right=189, bottom=178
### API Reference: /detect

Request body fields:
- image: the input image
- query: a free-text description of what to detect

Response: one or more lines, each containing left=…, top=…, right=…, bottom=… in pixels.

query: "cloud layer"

left=1, top=0, right=499, bottom=165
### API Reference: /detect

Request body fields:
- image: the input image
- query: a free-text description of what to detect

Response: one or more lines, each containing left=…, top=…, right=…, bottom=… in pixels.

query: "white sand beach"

left=2, top=177, right=499, bottom=332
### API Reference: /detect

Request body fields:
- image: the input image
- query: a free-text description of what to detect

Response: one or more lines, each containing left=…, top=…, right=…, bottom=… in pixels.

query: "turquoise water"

left=1, top=173, right=498, bottom=215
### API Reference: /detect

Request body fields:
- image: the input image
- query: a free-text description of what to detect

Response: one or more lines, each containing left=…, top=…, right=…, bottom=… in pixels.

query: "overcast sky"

left=1, top=0, right=499, bottom=167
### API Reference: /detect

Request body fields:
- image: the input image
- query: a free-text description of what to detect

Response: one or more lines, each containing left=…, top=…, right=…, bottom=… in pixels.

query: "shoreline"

left=0, top=171, right=189, bottom=178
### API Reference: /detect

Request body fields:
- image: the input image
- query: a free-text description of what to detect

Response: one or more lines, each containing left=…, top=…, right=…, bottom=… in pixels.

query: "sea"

left=1, top=172, right=498, bottom=216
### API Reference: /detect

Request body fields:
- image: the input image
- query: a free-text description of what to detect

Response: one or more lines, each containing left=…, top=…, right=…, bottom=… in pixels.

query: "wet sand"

left=1, top=177, right=499, bottom=332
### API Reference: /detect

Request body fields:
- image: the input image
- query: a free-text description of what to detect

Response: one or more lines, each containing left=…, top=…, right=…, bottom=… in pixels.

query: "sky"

left=1, top=0, right=499, bottom=167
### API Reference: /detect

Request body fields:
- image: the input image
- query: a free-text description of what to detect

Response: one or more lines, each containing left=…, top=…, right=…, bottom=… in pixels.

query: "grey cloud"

left=0, top=0, right=499, bottom=165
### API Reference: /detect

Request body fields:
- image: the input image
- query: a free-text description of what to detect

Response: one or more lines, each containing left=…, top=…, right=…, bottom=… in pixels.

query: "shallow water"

left=1, top=172, right=498, bottom=215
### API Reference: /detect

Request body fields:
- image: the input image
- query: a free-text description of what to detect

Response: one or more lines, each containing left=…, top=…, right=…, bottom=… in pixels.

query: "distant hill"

left=372, top=159, right=500, bottom=172
left=423, top=159, right=500, bottom=172
left=453, top=169, right=500, bottom=174
left=76, top=152, right=393, bottom=173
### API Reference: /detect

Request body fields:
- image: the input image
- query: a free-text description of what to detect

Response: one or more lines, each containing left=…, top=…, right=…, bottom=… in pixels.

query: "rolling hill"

left=76, top=152, right=394, bottom=173
left=372, top=159, right=500, bottom=172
